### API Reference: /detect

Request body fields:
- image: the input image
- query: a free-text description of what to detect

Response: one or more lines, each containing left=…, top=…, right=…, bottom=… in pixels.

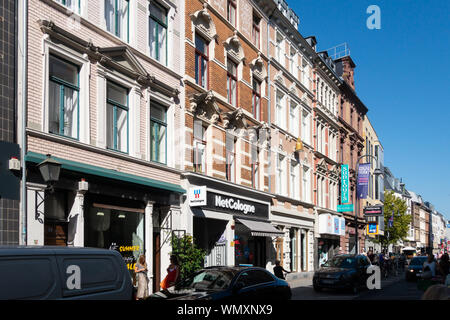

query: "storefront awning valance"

left=25, top=152, right=185, bottom=194
left=236, top=218, right=284, bottom=237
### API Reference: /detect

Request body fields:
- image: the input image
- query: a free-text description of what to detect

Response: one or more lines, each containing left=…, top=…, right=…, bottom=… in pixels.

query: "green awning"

left=25, top=151, right=185, bottom=194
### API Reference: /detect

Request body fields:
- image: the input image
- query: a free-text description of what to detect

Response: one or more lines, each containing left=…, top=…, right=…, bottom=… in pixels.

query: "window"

left=227, top=0, right=236, bottom=27
left=301, top=109, right=310, bottom=145
left=289, top=100, right=299, bottom=137
left=149, top=2, right=168, bottom=66
left=227, top=59, right=238, bottom=106
left=316, top=123, right=322, bottom=153
left=252, top=14, right=260, bottom=48
left=106, top=81, right=128, bottom=153
left=226, top=133, right=236, bottom=182
left=150, top=102, right=167, bottom=164
left=48, top=55, right=80, bottom=139
left=289, top=46, right=296, bottom=75
left=54, top=0, right=80, bottom=13
left=251, top=144, right=259, bottom=190
left=276, top=91, right=285, bottom=128
left=193, top=120, right=207, bottom=173
left=302, top=166, right=310, bottom=203
left=195, top=35, right=209, bottom=89
left=105, top=0, right=129, bottom=41
left=290, top=160, right=298, bottom=199
left=275, top=32, right=284, bottom=65
left=237, top=270, right=274, bottom=287
left=252, top=78, right=261, bottom=121
left=276, top=153, right=286, bottom=196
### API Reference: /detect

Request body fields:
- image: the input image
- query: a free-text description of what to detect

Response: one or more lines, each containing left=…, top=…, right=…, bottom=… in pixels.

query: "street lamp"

left=37, top=154, right=61, bottom=192
left=354, top=154, right=383, bottom=254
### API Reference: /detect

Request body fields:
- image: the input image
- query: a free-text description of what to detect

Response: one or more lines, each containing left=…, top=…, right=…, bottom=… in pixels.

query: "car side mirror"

left=232, top=281, right=245, bottom=294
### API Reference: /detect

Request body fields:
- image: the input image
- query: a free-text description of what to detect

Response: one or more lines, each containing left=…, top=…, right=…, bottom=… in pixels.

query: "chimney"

left=335, top=55, right=356, bottom=90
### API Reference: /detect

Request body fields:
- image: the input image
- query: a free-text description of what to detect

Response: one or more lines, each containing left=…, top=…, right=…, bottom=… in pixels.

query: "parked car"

left=148, top=266, right=291, bottom=300
left=405, top=256, right=428, bottom=281
left=0, top=246, right=133, bottom=300
left=313, top=254, right=372, bottom=294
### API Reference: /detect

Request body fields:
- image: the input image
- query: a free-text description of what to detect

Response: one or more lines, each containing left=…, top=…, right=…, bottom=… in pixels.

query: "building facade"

left=334, top=54, right=368, bottom=254
left=265, top=0, right=316, bottom=273
left=182, top=0, right=284, bottom=275
left=362, top=115, right=385, bottom=253
left=0, top=0, right=20, bottom=245
left=19, top=0, right=186, bottom=293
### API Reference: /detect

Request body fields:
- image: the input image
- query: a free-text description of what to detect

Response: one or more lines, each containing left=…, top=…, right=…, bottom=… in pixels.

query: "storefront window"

left=85, top=205, right=144, bottom=279
left=234, top=222, right=266, bottom=268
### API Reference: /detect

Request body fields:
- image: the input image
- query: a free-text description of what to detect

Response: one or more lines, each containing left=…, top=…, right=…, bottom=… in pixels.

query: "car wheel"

left=313, top=284, right=322, bottom=292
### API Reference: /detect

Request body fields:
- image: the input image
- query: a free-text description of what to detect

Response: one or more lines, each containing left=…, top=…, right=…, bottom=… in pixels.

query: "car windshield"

left=176, top=270, right=235, bottom=291
left=410, top=257, right=427, bottom=265
left=323, top=256, right=356, bottom=268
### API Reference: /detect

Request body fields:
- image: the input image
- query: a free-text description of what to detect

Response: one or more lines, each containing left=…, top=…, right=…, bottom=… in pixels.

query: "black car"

left=313, top=254, right=372, bottom=294
left=148, top=266, right=291, bottom=300
left=405, top=256, right=427, bottom=281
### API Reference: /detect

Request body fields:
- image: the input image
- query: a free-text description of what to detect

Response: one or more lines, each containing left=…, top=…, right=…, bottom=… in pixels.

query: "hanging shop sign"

left=341, top=164, right=349, bottom=203
left=188, top=186, right=207, bottom=206
left=367, top=222, right=379, bottom=235
left=357, top=163, right=370, bottom=199
left=364, top=205, right=384, bottom=216
left=337, top=204, right=354, bottom=212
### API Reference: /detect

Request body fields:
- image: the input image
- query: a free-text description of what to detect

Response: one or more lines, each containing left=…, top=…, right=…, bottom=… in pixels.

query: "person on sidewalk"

left=273, top=260, right=290, bottom=280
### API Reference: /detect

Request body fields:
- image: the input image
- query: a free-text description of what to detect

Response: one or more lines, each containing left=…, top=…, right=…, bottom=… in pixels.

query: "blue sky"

left=289, top=0, right=450, bottom=220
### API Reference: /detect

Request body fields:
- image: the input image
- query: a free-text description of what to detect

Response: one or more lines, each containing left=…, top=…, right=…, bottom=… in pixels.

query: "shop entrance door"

left=250, top=237, right=266, bottom=268
left=44, top=221, right=67, bottom=246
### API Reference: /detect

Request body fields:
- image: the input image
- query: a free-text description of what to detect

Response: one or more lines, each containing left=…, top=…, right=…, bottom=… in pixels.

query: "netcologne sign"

left=205, top=192, right=269, bottom=219
left=214, top=195, right=256, bottom=214
left=188, top=186, right=207, bottom=206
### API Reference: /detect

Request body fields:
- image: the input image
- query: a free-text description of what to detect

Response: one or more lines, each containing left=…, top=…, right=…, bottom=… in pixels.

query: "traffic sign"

left=337, top=204, right=354, bottom=212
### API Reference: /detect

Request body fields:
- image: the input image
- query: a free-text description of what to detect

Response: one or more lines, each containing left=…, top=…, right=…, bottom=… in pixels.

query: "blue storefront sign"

left=357, top=163, right=370, bottom=199
left=341, top=164, right=349, bottom=203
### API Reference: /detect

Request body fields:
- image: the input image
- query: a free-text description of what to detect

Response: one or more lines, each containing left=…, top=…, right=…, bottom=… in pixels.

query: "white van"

left=0, top=246, right=133, bottom=300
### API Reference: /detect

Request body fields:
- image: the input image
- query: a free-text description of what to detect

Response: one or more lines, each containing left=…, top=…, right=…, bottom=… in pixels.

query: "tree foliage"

left=374, top=190, right=412, bottom=251
left=170, top=234, right=205, bottom=280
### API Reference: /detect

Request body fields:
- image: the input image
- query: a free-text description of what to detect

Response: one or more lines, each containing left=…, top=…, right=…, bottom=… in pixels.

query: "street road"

left=290, top=274, right=424, bottom=300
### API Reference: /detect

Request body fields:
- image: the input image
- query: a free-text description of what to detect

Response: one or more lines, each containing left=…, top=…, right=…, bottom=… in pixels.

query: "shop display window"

left=85, top=206, right=144, bottom=278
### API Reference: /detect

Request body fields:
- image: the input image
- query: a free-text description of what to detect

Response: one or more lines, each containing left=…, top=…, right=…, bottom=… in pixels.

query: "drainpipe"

left=267, top=13, right=273, bottom=192
left=20, top=0, right=28, bottom=245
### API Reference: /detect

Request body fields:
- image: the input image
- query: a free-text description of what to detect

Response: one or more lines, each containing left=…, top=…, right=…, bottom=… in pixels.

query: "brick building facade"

left=20, top=0, right=187, bottom=293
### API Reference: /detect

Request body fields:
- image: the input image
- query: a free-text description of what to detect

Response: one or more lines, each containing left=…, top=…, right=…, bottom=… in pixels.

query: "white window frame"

left=42, top=38, right=90, bottom=144
left=276, top=90, right=286, bottom=129
left=301, top=109, right=311, bottom=145
left=96, top=66, right=139, bottom=157
left=289, top=100, right=299, bottom=137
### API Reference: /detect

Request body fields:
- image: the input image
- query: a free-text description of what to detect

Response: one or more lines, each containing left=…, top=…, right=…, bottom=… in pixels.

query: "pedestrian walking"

left=134, top=255, right=149, bottom=300
left=273, top=260, right=290, bottom=280
left=160, top=255, right=180, bottom=290
left=437, top=253, right=449, bottom=277
left=421, top=254, right=436, bottom=278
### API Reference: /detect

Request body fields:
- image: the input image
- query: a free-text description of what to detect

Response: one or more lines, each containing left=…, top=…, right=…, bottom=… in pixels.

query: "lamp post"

left=354, top=154, right=383, bottom=254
